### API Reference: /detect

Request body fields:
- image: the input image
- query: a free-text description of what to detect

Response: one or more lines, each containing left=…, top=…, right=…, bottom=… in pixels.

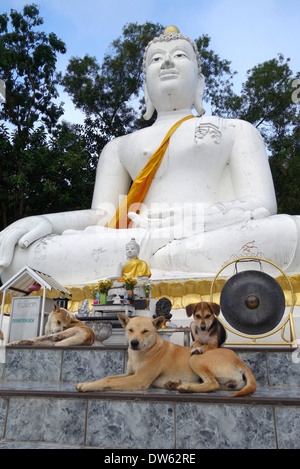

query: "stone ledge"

left=0, top=389, right=299, bottom=448
left=5, top=343, right=297, bottom=352
left=0, top=381, right=298, bottom=407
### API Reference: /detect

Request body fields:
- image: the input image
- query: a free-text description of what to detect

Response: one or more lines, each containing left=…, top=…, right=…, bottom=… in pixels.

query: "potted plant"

left=97, top=279, right=114, bottom=304
left=89, top=284, right=99, bottom=304
left=142, top=281, right=152, bottom=309
left=122, top=277, right=138, bottom=304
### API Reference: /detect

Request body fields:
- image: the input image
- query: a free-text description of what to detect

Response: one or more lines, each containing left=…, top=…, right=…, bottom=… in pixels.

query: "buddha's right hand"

left=0, top=216, right=53, bottom=272
left=128, top=207, right=186, bottom=229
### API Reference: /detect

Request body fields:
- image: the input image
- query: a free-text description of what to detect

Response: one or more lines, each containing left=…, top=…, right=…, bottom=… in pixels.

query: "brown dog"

left=9, top=304, right=95, bottom=346
left=76, top=313, right=256, bottom=397
left=186, top=302, right=226, bottom=354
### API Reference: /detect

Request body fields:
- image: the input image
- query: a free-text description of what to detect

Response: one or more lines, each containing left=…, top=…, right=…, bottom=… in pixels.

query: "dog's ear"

left=153, top=316, right=165, bottom=330
left=53, top=303, right=60, bottom=313
left=118, top=312, right=130, bottom=328
left=186, top=303, right=198, bottom=317
left=208, top=303, right=221, bottom=316
left=69, top=313, right=78, bottom=324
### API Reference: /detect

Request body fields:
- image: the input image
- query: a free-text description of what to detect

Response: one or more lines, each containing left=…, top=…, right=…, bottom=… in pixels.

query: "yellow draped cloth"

left=122, top=258, right=151, bottom=279
left=108, top=115, right=195, bottom=229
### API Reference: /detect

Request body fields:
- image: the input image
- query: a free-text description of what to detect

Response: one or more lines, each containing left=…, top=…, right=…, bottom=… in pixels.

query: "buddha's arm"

left=223, top=120, right=277, bottom=215
left=91, top=137, right=132, bottom=225
left=201, top=121, right=277, bottom=231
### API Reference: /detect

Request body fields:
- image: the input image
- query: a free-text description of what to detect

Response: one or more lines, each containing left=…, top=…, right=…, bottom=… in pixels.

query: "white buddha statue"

left=0, top=26, right=299, bottom=286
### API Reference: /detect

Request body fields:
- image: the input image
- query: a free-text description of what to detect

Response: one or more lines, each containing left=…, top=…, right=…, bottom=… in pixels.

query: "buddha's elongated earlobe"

left=194, top=73, right=205, bottom=116
left=143, top=81, right=155, bottom=120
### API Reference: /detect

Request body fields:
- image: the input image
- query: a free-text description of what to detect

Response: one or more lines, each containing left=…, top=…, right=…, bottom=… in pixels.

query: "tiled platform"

left=0, top=345, right=300, bottom=449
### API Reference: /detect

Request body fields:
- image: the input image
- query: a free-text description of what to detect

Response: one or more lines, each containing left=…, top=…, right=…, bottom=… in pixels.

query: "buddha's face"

left=145, top=38, right=200, bottom=112
left=126, top=244, right=139, bottom=259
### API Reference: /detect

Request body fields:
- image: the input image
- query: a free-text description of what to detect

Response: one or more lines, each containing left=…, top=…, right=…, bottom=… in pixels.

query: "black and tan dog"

left=76, top=313, right=256, bottom=397
left=186, top=302, right=226, bottom=354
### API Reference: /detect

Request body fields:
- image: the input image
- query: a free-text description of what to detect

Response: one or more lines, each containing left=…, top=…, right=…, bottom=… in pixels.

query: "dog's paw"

left=164, top=380, right=182, bottom=391
left=177, top=386, right=193, bottom=393
left=76, top=380, right=106, bottom=392
left=16, top=339, right=35, bottom=346
left=76, top=382, right=93, bottom=392
left=190, top=346, right=204, bottom=355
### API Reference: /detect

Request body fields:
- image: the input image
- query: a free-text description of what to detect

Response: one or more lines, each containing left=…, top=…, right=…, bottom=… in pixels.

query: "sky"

left=1, top=0, right=299, bottom=124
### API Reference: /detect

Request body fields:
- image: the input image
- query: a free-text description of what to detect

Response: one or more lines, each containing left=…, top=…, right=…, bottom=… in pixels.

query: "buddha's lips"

left=159, top=69, right=179, bottom=80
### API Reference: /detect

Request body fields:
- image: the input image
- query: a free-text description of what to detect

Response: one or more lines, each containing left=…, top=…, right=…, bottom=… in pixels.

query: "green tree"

left=21, top=122, right=96, bottom=217
left=0, top=4, right=66, bottom=133
left=0, top=123, right=15, bottom=228
left=232, top=55, right=300, bottom=214
left=268, top=116, right=300, bottom=215
left=194, top=34, right=239, bottom=117
left=0, top=4, right=99, bottom=230
left=0, top=4, right=67, bottom=228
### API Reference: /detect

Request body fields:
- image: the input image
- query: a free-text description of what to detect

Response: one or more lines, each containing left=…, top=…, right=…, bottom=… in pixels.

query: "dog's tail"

left=228, top=365, right=256, bottom=398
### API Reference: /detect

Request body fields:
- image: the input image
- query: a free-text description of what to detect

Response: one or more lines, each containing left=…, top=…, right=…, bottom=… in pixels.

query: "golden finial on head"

left=163, top=25, right=180, bottom=35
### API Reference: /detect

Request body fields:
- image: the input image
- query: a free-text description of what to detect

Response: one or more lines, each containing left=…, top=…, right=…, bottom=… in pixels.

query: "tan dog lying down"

left=76, top=313, right=256, bottom=397
left=10, top=304, right=95, bottom=346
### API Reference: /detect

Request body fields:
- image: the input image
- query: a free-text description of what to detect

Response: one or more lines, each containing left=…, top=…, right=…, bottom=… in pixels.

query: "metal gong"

left=220, top=270, right=286, bottom=335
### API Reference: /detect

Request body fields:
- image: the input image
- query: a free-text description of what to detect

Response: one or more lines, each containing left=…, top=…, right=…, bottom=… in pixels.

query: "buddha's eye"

left=151, top=55, right=163, bottom=63
left=173, top=52, right=188, bottom=59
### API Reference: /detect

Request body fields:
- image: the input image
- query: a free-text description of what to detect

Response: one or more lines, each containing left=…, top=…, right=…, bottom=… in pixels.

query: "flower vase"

left=145, top=297, right=150, bottom=310
left=99, top=293, right=107, bottom=305
left=126, top=289, right=134, bottom=305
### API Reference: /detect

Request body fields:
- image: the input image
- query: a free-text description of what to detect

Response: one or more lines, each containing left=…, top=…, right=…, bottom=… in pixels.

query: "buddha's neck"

left=154, top=109, right=194, bottom=125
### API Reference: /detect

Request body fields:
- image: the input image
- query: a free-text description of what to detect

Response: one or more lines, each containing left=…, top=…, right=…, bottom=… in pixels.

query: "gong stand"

left=210, top=257, right=296, bottom=347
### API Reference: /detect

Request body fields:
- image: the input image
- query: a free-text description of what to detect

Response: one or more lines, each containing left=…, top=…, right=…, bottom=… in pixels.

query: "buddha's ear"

left=194, top=73, right=205, bottom=117
left=143, top=80, right=155, bottom=120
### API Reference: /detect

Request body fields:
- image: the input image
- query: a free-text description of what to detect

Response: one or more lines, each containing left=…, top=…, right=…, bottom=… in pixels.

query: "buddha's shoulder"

left=108, top=127, right=149, bottom=149
left=199, top=115, right=255, bottom=129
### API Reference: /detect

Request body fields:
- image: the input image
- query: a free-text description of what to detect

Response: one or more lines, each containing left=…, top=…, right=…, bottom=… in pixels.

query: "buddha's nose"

left=161, top=54, right=175, bottom=69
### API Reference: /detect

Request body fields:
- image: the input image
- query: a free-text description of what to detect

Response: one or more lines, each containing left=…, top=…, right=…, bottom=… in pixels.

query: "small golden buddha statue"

left=122, top=238, right=151, bottom=279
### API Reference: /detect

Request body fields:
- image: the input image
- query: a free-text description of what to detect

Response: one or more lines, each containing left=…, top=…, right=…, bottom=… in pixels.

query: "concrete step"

left=0, top=345, right=299, bottom=449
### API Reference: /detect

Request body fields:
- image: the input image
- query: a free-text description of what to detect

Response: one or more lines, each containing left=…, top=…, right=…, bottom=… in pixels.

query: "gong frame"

left=210, top=257, right=297, bottom=347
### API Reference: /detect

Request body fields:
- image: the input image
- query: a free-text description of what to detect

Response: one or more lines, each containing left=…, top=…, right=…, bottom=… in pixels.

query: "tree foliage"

left=0, top=4, right=95, bottom=230
left=194, top=34, right=238, bottom=117
left=0, top=4, right=66, bottom=134
left=232, top=55, right=300, bottom=214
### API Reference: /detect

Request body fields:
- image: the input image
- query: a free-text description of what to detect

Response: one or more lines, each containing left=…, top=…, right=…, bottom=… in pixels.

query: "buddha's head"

left=126, top=238, right=140, bottom=259
left=143, top=26, right=205, bottom=119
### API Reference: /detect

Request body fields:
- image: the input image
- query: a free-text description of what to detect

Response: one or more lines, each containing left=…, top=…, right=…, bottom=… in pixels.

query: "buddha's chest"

left=121, top=117, right=232, bottom=180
